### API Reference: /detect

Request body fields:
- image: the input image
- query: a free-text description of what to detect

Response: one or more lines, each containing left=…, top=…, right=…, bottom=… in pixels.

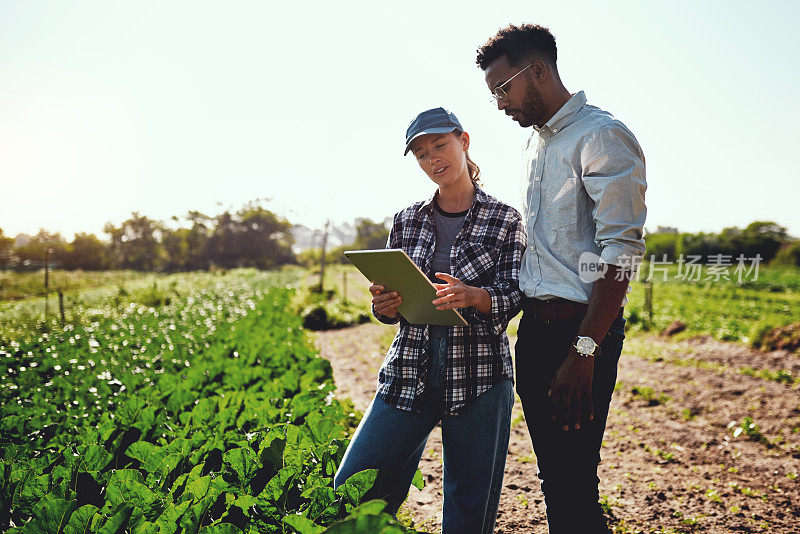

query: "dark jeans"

left=514, top=305, right=626, bottom=534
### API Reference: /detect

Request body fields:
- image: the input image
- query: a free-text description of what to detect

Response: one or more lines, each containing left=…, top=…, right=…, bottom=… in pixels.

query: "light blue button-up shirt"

left=520, top=90, right=647, bottom=306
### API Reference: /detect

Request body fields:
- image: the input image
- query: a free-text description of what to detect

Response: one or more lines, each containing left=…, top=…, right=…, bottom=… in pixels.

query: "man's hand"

left=548, top=346, right=595, bottom=431
left=548, top=263, right=633, bottom=431
left=370, top=283, right=402, bottom=318
left=432, top=273, right=491, bottom=314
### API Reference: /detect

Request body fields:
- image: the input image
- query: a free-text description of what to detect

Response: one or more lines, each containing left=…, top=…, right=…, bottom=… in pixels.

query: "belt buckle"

left=539, top=299, right=553, bottom=325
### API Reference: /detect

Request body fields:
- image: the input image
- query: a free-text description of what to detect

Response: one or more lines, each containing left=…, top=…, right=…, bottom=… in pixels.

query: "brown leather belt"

left=523, top=297, right=589, bottom=321
left=523, top=297, right=624, bottom=323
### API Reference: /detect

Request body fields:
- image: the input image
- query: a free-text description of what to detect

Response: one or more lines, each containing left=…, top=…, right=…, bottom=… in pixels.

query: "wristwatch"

left=573, top=336, right=600, bottom=357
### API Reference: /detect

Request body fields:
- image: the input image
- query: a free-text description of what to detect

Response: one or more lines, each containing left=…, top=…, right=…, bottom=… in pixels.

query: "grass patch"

left=631, top=386, right=671, bottom=406
left=625, top=264, right=800, bottom=343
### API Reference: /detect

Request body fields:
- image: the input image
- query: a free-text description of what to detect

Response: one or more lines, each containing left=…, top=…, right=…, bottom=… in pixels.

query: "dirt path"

left=314, top=323, right=800, bottom=533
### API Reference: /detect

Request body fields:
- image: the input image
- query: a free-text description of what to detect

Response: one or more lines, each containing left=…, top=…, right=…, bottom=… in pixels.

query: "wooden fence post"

left=44, top=248, right=50, bottom=317
left=319, top=220, right=330, bottom=293
left=58, top=290, right=65, bottom=325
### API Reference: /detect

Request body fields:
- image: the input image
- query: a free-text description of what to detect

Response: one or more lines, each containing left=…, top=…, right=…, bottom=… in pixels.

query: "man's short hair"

left=476, top=24, right=558, bottom=70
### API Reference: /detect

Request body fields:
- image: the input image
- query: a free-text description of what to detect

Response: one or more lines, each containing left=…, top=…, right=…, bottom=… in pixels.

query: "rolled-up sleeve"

left=371, top=213, right=402, bottom=325
left=460, top=211, right=527, bottom=335
left=580, top=124, right=647, bottom=267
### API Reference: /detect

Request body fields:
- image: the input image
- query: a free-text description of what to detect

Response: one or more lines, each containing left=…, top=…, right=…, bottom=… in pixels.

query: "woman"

left=333, top=107, right=527, bottom=534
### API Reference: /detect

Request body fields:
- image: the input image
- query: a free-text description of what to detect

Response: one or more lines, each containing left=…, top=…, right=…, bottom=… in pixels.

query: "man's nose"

left=496, top=98, right=508, bottom=112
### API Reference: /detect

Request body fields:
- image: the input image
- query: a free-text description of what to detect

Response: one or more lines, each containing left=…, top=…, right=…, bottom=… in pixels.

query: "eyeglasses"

left=489, top=62, right=534, bottom=104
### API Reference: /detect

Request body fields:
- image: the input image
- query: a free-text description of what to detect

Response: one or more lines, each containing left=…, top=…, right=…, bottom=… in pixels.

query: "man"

left=476, top=24, right=647, bottom=533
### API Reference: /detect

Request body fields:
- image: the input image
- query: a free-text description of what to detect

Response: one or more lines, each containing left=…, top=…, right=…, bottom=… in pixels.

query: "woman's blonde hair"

left=455, top=130, right=481, bottom=186
left=466, top=151, right=481, bottom=186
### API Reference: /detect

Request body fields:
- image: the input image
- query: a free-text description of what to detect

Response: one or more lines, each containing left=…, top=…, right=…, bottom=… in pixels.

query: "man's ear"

left=531, top=60, right=546, bottom=82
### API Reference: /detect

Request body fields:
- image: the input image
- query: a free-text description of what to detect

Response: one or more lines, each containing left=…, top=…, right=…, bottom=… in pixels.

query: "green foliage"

left=624, top=264, right=800, bottom=342
left=104, top=213, right=163, bottom=271
left=727, top=417, right=772, bottom=448
left=352, top=219, right=389, bottom=251
left=0, top=228, right=15, bottom=268
left=299, top=288, right=370, bottom=331
left=644, top=232, right=681, bottom=261
left=0, top=270, right=147, bottom=302
left=644, top=221, right=793, bottom=268
left=772, top=241, right=800, bottom=266
left=630, top=386, right=670, bottom=406
left=5, top=201, right=298, bottom=273
left=301, top=300, right=371, bottom=331
left=204, top=202, right=295, bottom=270
left=749, top=320, right=778, bottom=349
left=0, top=271, right=412, bottom=532
left=297, top=246, right=351, bottom=269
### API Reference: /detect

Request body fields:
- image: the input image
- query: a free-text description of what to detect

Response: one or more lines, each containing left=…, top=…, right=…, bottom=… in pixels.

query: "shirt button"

left=535, top=176, right=541, bottom=182
left=531, top=211, right=536, bottom=216
left=529, top=244, right=536, bottom=251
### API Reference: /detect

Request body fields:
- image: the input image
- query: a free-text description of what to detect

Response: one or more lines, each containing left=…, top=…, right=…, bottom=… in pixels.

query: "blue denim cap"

left=404, top=107, right=464, bottom=155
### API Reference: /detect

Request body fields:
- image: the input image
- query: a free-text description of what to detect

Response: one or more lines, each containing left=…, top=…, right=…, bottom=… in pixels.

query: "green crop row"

left=624, top=265, right=800, bottom=343
left=0, top=271, right=414, bottom=533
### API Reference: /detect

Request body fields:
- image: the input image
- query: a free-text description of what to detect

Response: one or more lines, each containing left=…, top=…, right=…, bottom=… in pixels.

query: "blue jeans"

left=514, top=306, right=627, bottom=534
left=334, top=336, right=514, bottom=534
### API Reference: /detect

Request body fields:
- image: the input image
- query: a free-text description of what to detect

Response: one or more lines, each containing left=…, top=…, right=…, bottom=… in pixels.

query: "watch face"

left=576, top=337, right=596, bottom=354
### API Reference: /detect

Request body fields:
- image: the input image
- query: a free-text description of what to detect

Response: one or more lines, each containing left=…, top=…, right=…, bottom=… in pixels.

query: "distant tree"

left=14, top=230, right=68, bottom=267
left=185, top=211, right=214, bottom=269
left=206, top=203, right=294, bottom=269
left=740, top=221, right=788, bottom=261
left=0, top=228, right=14, bottom=267
left=104, top=213, right=164, bottom=270
left=353, top=218, right=390, bottom=250
left=773, top=241, right=800, bottom=267
left=206, top=211, right=239, bottom=268
left=161, top=226, right=190, bottom=271
left=655, top=226, right=679, bottom=234
left=644, top=232, right=680, bottom=261
left=63, top=233, right=108, bottom=270
left=679, top=221, right=790, bottom=263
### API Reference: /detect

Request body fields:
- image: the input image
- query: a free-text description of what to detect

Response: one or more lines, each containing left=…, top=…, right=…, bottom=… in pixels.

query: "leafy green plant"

left=727, top=417, right=773, bottom=448
left=0, top=271, right=413, bottom=533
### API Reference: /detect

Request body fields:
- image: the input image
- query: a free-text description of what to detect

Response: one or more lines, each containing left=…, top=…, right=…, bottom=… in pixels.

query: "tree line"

left=0, top=202, right=392, bottom=273
left=644, top=221, right=800, bottom=266
left=3, top=214, right=796, bottom=273
left=1, top=202, right=297, bottom=271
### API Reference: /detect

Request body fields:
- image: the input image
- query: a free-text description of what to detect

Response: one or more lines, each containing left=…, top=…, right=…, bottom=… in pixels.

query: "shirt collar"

left=417, top=184, right=488, bottom=216
left=532, top=90, right=587, bottom=139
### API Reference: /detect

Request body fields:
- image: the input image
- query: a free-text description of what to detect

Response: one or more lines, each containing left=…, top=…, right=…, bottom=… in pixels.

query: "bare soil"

left=313, top=323, right=800, bottom=533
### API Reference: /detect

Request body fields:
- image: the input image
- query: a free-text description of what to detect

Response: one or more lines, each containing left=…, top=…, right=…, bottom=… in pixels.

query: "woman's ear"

left=459, top=131, right=470, bottom=151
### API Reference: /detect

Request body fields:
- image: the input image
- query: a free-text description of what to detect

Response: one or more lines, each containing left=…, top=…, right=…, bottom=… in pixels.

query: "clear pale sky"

left=2, top=1, right=799, bottom=240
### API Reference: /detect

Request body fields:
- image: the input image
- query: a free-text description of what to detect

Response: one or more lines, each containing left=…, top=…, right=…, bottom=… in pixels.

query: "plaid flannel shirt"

left=371, top=185, right=527, bottom=414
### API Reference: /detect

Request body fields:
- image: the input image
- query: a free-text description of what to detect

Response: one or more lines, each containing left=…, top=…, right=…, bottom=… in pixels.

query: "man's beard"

left=517, top=84, right=547, bottom=128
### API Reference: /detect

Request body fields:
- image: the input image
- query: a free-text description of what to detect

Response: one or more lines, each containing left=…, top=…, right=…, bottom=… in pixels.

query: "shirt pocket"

left=454, top=241, right=498, bottom=286
left=542, top=151, right=580, bottom=230
left=543, top=176, right=579, bottom=231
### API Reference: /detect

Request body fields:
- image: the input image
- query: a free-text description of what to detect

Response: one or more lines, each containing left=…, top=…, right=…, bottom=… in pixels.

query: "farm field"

left=313, top=265, right=800, bottom=533
left=0, top=270, right=150, bottom=303
left=2, top=265, right=799, bottom=533
left=0, top=269, right=415, bottom=533
left=621, top=264, right=800, bottom=344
